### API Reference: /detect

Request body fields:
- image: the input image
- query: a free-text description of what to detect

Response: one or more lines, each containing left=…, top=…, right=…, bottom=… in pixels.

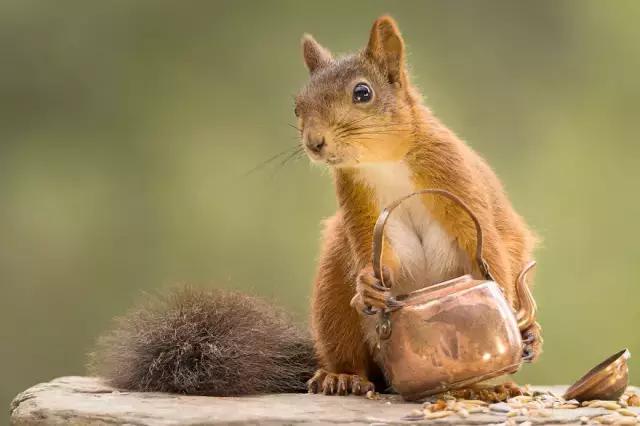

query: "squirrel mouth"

left=303, top=146, right=348, bottom=167
left=325, top=156, right=340, bottom=165
left=304, top=149, right=340, bottom=166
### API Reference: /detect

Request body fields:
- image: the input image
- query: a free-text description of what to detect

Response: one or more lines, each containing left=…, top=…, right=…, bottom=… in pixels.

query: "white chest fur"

left=356, top=162, right=470, bottom=295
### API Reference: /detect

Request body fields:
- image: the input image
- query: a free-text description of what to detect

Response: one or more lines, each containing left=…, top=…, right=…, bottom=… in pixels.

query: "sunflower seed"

left=467, top=406, right=489, bottom=414
left=612, top=417, right=639, bottom=425
left=508, top=395, right=533, bottom=403
left=424, top=410, right=454, bottom=419
left=457, top=408, right=470, bottom=418
left=464, top=399, right=489, bottom=406
left=617, top=408, right=639, bottom=417
left=559, top=403, right=579, bottom=409
left=590, top=401, right=622, bottom=410
left=490, top=402, right=512, bottom=413
left=594, top=414, right=620, bottom=424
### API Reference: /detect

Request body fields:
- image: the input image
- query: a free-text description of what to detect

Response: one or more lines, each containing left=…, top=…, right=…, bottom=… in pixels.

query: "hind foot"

left=307, top=369, right=374, bottom=396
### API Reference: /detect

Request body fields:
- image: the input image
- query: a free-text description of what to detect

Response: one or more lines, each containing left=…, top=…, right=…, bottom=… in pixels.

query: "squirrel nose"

left=306, top=136, right=326, bottom=154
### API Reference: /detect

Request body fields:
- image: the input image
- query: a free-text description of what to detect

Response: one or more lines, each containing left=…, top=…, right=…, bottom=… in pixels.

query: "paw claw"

left=522, top=348, right=535, bottom=362
left=520, top=322, right=543, bottom=363
left=337, top=375, right=350, bottom=396
left=350, top=374, right=374, bottom=396
left=307, top=370, right=373, bottom=396
left=522, top=331, right=535, bottom=345
left=364, top=381, right=375, bottom=393
left=307, top=369, right=327, bottom=394
left=323, top=374, right=337, bottom=395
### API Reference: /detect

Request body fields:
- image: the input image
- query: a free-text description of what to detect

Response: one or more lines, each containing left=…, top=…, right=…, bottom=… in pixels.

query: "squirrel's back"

left=89, top=286, right=316, bottom=396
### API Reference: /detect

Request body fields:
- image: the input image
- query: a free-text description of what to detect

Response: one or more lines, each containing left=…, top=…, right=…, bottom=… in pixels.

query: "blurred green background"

left=2, top=0, right=640, bottom=410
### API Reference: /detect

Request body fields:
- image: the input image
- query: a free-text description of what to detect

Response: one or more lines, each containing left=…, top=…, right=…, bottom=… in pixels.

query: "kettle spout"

left=516, top=260, right=537, bottom=331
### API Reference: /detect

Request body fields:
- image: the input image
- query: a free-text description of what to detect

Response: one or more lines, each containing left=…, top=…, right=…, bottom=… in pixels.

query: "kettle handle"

left=516, top=260, right=537, bottom=331
left=372, top=188, right=495, bottom=286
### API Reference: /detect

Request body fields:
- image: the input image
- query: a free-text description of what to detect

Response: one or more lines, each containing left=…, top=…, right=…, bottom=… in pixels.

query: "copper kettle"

left=371, top=189, right=537, bottom=401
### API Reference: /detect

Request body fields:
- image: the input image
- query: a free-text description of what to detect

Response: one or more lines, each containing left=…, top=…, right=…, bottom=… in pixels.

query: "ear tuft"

left=302, top=34, right=333, bottom=74
left=365, top=15, right=406, bottom=85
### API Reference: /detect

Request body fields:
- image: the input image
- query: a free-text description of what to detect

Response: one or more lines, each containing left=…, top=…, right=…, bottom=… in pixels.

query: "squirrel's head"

left=295, top=16, right=416, bottom=168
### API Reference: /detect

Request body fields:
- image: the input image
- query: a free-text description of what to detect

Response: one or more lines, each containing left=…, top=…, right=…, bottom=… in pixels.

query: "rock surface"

left=9, top=376, right=640, bottom=425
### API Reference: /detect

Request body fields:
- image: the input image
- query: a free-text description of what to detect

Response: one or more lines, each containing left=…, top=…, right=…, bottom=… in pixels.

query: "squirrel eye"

left=352, top=83, right=373, bottom=104
left=294, top=105, right=300, bottom=117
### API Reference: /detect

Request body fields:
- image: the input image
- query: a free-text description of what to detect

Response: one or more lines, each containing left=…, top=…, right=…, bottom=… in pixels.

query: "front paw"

left=521, top=321, right=543, bottom=363
left=350, top=265, right=400, bottom=315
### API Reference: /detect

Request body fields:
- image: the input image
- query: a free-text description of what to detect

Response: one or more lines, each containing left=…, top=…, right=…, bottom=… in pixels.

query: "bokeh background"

left=2, top=0, right=640, bottom=410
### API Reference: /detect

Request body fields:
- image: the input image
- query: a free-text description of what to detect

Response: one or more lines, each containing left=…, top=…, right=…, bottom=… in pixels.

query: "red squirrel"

left=91, top=16, right=541, bottom=398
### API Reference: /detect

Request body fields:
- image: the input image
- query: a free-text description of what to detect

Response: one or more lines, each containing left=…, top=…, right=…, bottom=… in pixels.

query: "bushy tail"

left=88, top=286, right=317, bottom=396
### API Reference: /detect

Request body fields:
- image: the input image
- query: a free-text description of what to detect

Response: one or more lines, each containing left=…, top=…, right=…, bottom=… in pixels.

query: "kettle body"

left=369, top=189, right=537, bottom=400
left=380, top=275, right=523, bottom=400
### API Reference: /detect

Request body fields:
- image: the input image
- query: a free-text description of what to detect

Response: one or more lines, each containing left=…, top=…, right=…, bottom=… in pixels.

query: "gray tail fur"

left=89, top=286, right=317, bottom=396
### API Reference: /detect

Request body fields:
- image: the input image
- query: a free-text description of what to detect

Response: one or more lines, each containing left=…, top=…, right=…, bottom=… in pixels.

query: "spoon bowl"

left=564, top=349, right=630, bottom=402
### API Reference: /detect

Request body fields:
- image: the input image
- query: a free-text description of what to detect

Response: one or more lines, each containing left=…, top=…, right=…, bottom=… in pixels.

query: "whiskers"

left=241, top=123, right=306, bottom=178
left=333, top=115, right=412, bottom=141
left=242, top=145, right=305, bottom=177
left=277, top=145, right=306, bottom=168
left=287, top=123, right=303, bottom=134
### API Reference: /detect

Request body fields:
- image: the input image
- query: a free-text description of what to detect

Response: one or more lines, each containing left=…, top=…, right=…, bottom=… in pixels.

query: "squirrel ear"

left=302, top=34, right=333, bottom=74
left=365, top=16, right=406, bottom=85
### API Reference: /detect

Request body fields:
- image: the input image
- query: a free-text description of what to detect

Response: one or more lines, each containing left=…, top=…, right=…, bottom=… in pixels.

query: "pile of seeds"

left=405, top=398, right=491, bottom=421
left=447, top=381, right=524, bottom=402
left=403, top=388, right=640, bottom=424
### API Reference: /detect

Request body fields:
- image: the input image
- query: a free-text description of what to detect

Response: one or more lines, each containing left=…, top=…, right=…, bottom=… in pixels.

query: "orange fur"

left=300, top=16, right=540, bottom=394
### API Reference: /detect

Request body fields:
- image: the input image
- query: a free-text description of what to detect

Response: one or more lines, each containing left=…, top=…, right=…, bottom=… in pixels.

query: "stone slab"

left=9, top=376, right=640, bottom=425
